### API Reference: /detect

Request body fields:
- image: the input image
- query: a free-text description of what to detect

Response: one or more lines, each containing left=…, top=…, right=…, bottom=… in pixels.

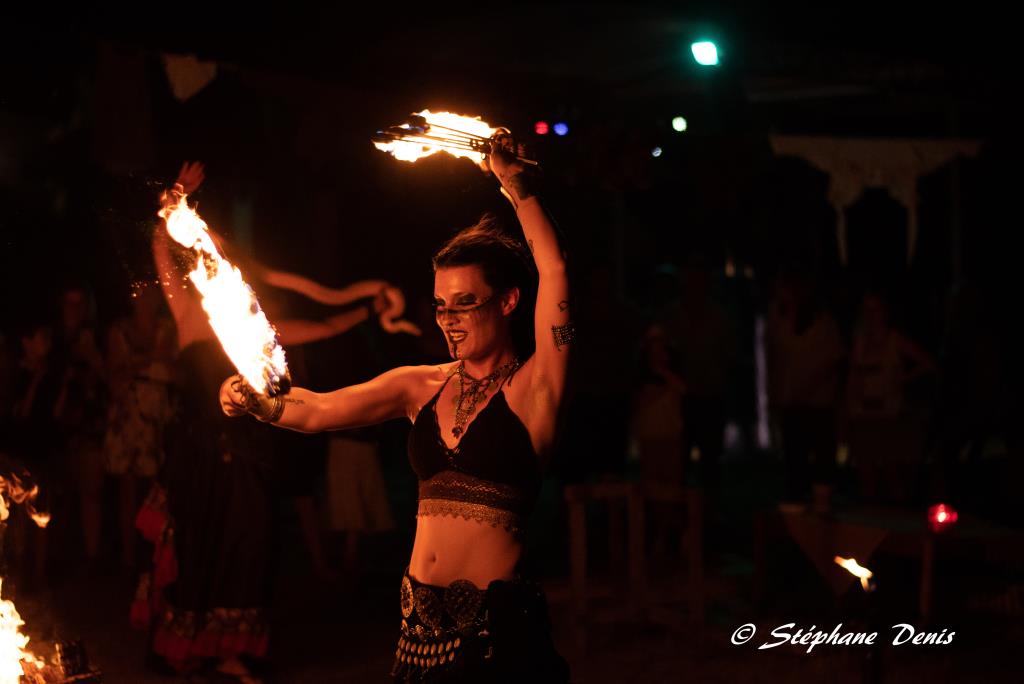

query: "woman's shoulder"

left=405, top=362, right=458, bottom=393
left=393, top=362, right=458, bottom=422
left=385, top=362, right=457, bottom=382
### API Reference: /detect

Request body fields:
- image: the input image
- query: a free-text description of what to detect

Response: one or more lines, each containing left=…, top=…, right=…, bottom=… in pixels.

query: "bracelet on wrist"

left=236, top=375, right=285, bottom=423
left=254, top=395, right=285, bottom=423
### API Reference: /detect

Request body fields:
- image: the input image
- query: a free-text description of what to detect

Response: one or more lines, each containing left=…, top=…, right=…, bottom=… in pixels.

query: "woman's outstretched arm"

left=219, top=364, right=436, bottom=433
left=488, top=138, right=571, bottom=407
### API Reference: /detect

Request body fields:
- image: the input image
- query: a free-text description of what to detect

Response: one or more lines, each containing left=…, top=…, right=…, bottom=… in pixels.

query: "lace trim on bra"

left=417, top=499, right=523, bottom=535
left=417, top=471, right=527, bottom=534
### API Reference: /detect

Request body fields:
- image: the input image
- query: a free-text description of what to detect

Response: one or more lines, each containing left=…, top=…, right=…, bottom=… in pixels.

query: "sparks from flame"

left=834, top=556, right=874, bottom=592
left=373, top=110, right=496, bottom=164
left=159, top=188, right=288, bottom=395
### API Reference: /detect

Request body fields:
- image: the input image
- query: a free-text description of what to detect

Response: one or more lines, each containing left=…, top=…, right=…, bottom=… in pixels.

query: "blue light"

left=553, top=122, right=569, bottom=136
left=651, top=147, right=663, bottom=158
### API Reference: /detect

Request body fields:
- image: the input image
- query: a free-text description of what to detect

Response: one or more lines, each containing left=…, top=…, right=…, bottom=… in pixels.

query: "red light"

left=534, top=121, right=549, bottom=135
left=928, top=503, right=959, bottom=533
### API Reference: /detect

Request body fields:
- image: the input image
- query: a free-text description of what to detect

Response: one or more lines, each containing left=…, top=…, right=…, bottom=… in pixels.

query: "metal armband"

left=551, top=321, right=576, bottom=349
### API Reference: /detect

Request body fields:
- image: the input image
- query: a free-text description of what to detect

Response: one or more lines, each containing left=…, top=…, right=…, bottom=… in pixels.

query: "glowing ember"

left=373, top=110, right=496, bottom=163
left=159, top=187, right=289, bottom=396
left=834, top=556, right=874, bottom=592
left=0, top=581, right=45, bottom=684
left=928, top=503, right=959, bottom=533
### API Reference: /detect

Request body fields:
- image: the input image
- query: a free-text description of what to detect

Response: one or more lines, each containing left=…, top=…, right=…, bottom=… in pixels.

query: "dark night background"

left=1, top=4, right=1021, bottom=682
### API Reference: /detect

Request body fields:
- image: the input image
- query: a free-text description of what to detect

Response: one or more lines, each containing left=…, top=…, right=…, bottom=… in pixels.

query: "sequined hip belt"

left=391, top=567, right=568, bottom=682
left=393, top=568, right=489, bottom=676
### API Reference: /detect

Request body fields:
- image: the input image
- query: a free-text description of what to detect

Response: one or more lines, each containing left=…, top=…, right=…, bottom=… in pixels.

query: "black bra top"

left=407, top=371, right=542, bottom=533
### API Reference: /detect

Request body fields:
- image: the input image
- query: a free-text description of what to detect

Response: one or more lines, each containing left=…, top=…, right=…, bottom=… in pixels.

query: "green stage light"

left=691, top=41, right=719, bottom=66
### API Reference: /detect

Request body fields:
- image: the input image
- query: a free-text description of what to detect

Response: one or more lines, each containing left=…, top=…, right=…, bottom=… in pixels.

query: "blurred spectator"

left=308, top=316, right=396, bottom=580
left=102, top=282, right=176, bottom=569
left=631, top=325, right=686, bottom=485
left=767, top=272, right=844, bottom=503
left=629, top=324, right=686, bottom=558
left=52, top=282, right=107, bottom=563
left=661, top=258, right=736, bottom=491
left=846, top=291, right=935, bottom=503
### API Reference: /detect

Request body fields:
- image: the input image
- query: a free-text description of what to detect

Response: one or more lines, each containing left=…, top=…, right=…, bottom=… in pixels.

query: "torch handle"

left=485, top=130, right=539, bottom=166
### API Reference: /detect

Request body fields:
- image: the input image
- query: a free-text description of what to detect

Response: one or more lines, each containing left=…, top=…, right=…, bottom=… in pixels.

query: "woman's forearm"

left=516, top=196, right=567, bottom=274
left=226, top=366, right=417, bottom=434
left=500, top=166, right=572, bottom=402
left=272, top=386, right=325, bottom=433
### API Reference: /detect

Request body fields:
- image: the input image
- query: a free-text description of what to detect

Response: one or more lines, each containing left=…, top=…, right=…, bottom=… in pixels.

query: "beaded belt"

left=392, top=569, right=491, bottom=677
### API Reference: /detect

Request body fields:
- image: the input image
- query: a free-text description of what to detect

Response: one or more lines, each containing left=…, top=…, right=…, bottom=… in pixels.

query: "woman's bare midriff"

left=409, top=514, right=522, bottom=588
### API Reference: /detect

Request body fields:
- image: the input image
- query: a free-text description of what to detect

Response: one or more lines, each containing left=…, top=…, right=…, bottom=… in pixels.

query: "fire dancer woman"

left=220, top=136, right=572, bottom=681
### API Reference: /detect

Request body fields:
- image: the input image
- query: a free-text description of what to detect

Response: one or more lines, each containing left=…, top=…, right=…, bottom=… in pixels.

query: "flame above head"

left=834, top=556, right=874, bottom=592
left=159, top=188, right=289, bottom=396
left=373, top=110, right=497, bottom=164
left=0, top=580, right=45, bottom=683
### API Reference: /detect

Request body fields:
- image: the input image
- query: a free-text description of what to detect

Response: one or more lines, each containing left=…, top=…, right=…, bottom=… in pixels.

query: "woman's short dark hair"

left=432, top=214, right=537, bottom=357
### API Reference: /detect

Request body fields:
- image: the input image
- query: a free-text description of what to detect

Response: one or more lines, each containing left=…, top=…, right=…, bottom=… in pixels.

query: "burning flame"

left=0, top=581, right=45, bottom=684
left=0, top=475, right=49, bottom=529
left=159, top=187, right=289, bottom=396
left=834, top=556, right=874, bottom=591
left=0, top=469, right=49, bottom=680
left=373, top=110, right=496, bottom=163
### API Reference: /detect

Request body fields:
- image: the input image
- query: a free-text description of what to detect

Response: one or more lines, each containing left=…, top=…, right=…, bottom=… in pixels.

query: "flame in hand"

left=373, top=110, right=496, bottom=164
left=159, top=186, right=289, bottom=396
